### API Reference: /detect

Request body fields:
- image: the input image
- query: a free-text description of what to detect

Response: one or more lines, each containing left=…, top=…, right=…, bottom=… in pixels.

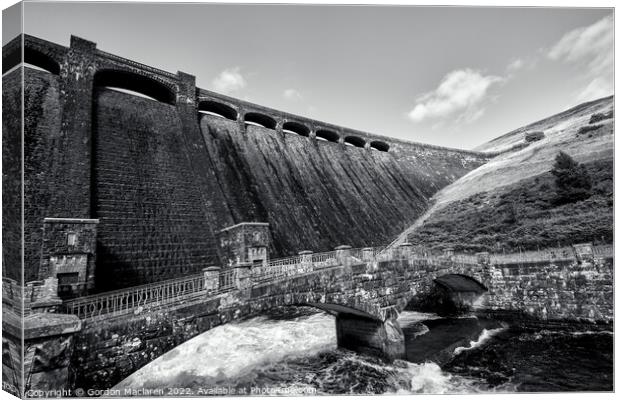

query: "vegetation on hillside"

left=551, top=151, right=592, bottom=205
left=407, top=158, right=612, bottom=253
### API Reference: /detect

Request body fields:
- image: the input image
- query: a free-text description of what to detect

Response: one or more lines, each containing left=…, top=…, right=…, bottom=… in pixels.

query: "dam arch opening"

left=282, top=121, right=310, bottom=137
left=316, top=129, right=340, bottom=143
left=344, top=136, right=366, bottom=148
left=3, top=46, right=61, bottom=75
left=370, top=140, right=390, bottom=152
left=244, top=112, right=277, bottom=129
left=93, top=69, right=176, bottom=105
left=198, top=100, right=238, bottom=121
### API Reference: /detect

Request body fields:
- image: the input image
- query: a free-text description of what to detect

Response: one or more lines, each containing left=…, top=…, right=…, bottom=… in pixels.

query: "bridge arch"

left=315, top=129, right=340, bottom=143
left=434, top=274, right=488, bottom=293
left=198, top=100, right=238, bottom=121
left=93, top=69, right=176, bottom=105
left=244, top=112, right=277, bottom=129
left=370, top=140, right=390, bottom=152
left=73, top=290, right=385, bottom=390
left=282, top=121, right=310, bottom=137
left=394, top=265, right=490, bottom=317
left=400, top=273, right=490, bottom=316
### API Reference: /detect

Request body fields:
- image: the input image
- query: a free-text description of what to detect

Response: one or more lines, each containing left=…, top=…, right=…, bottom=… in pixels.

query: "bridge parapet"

left=2, top=277, right=62, bottom=316
left=335, top=245, right=353, bottom=268
left=19, top=241, right=613, bottom=348
left=57, top=245, right=386, bottom=321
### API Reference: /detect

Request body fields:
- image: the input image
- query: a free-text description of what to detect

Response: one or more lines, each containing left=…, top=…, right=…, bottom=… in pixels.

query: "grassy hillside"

left=393, top=96, right=614, bottom=252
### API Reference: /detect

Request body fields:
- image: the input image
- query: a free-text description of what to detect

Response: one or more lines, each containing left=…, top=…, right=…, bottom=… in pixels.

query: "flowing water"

left=115, top=307, right=613, bottom=395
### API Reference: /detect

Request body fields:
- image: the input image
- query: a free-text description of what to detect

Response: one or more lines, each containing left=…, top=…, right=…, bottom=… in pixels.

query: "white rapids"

left=115, top=310, right=497, bottom=395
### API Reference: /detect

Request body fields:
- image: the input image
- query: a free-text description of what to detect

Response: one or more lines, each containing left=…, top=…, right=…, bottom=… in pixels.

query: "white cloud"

left=507, top=58, right=524, bottom=73
left=548, top=15, right=613, bottom=71
left=576, top=77, right=612, bottom=104
left=407, top=69, right=503, bottom=124
left=505, top=57, right=537, bottom=78
left=283, top=88, right=302, bottom=101
left=548, top=15, right=613, bottom=102
left=212, top=67, right=246, bottom=94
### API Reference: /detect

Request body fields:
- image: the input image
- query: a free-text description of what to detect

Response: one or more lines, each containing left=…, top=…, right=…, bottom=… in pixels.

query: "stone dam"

left=3, top=34, right=490, bottom=291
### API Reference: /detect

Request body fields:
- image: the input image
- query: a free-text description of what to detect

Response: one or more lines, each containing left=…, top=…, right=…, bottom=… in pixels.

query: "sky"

left=5, top=1, right=615, bottom=149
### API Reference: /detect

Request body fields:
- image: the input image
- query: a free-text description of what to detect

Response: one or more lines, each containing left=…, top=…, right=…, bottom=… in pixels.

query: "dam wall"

left=2, top=68, right=23, bottom=285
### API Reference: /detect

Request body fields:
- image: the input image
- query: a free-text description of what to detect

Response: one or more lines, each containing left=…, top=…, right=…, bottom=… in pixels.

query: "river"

left=115, top=307, right=613, bottom=394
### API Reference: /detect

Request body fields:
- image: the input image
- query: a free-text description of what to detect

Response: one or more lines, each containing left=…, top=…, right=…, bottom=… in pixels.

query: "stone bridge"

left=2, top=242, right=613, bottom=394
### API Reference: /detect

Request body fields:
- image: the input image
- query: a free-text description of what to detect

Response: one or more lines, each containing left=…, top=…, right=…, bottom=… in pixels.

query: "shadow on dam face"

left=412, top=274, right=489, bottom=317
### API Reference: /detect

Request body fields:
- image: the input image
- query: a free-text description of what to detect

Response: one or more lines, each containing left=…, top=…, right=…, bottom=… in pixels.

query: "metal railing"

left=219, top=269, right=235, bottom=290
left=63, top=273, right=211, bottom=319
left=267, top=255, right=302, bottom=268
left=315, top=251, right=340, bottom=268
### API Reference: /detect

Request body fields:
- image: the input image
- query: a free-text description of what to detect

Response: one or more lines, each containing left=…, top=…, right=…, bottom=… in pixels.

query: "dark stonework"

left=3, top=309, right=81, bottom=396
left=39, top=218, right=99, bottom=298
left=24, top=314, right=81, bottom=393
left=336, top=313, right=405, bottom=361
left=217, top=222, right=271, bottom=268
left=54, top=36, right=97, bottom=219
left=2, top=312, right=23, bottom=397
left=2, top=67, right=23, bottom=283
left=91, top=88, right=222, bottom=290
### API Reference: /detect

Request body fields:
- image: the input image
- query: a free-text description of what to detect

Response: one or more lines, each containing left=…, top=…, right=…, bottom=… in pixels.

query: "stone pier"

left=335, top=313, right=405, bottom=362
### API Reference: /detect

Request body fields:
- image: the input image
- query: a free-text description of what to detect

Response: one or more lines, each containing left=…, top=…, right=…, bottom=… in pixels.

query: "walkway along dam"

left=1, top=35, right=614, bottom=396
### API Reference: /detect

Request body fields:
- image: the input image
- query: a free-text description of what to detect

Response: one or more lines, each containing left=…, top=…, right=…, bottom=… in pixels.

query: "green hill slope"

left=394, top=96, right=613, bottom=252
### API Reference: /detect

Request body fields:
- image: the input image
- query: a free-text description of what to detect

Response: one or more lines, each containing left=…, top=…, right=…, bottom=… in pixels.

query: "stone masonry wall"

left=91, top=89, right=225, bottom=290
left=23, top=69, right=62, bottom=282
left=482, top=258, right=613, bottom=323
left=2, top=68, right=23, bottom=282
left=405, top=254, right=614, bottom=324
left=39, top=219, right=98, bottom=297
left=70, top=296, right=222, bottom=391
